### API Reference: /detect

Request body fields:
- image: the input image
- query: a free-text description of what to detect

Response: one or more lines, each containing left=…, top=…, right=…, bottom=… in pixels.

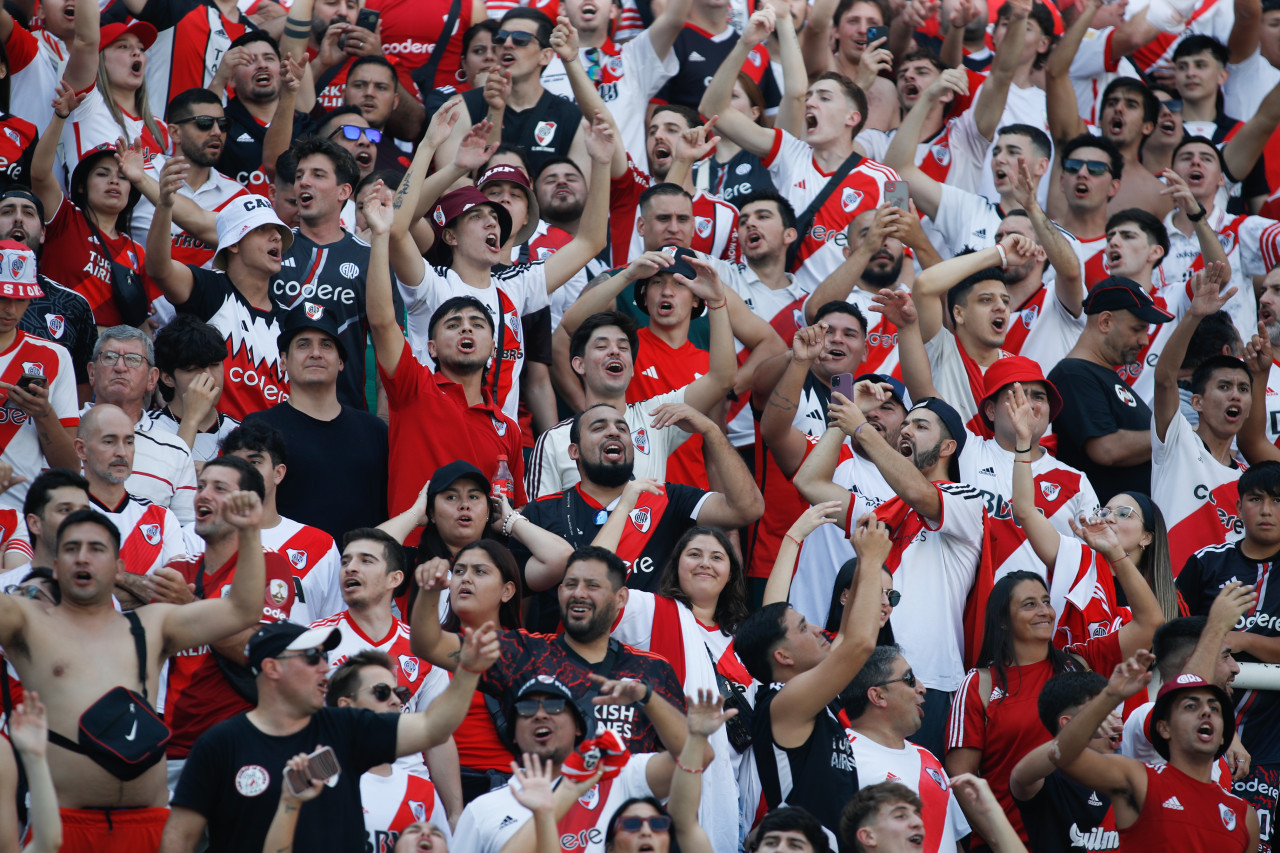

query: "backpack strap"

left=125, top=610, right=150, bottom=703
left=784, top=148, right=863, bottom=271
left=410, top=0, right=464, bottom=102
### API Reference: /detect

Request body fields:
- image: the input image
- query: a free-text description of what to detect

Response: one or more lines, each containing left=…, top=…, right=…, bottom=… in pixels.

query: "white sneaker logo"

left=125, top=720, right=138, bottom=742
left=1163, top=796, right=1184, bottom=810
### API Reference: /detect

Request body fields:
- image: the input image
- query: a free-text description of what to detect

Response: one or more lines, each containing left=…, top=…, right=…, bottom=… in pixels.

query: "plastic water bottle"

left=492, top=456, right=515, bottom=502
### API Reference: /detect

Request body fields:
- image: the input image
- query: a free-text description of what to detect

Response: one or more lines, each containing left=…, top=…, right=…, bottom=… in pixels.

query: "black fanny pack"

left=47, top=611, right=171, bottom=780
left=86, top=216, right=150, bottom=327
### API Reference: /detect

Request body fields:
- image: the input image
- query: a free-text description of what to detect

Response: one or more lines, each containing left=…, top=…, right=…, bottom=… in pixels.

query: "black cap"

left=853, top=373, right=909, bottom=407
left=634, top=246, right=704, bottom=318
left=246, top=622, right=342, bottom=675
left=0, top=187, right=44, bottom=225
left=509, top=674, right=594, bottom=741
left=1083, top=276, right=1175, bottom=324
left=910, top=397, right=967, bottom=457
left=427, top=460, right=491, bottom=500
left=277, top=301, right=348, bottom=362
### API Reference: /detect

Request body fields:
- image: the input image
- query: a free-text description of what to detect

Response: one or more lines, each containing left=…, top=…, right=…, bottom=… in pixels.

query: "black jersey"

left=697, top=149, right=777, bottom=209
left=1015, top=770, right=1118, bottom=853
left=218, top=98, right=313, bottom=192
left=271, top=230, right=371, bottom=410
left=1178, top=540, right=1280, bottom=764
left=19, top=275, right=96, bottom=385
left=462, top=88, right=583, bottom=176
left=752, top=683, right=859, bottom=852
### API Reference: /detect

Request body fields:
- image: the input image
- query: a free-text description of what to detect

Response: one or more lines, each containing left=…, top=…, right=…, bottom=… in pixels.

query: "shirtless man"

left=0, top=493, right=268, bottom=852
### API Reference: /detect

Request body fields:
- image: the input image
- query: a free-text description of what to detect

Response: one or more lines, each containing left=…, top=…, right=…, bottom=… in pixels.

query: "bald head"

left=76, top=404, right=136, bottom=488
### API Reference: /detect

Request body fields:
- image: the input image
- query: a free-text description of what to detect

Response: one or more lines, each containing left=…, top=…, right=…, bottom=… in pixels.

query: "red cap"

left=99, top=20, right=158, bottom=52
left=978, top=355, right=1063, bottom=428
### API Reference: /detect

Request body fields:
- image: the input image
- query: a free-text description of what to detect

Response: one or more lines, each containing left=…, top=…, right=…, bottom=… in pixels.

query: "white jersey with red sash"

left=92, top=493, right=185, bottom=577
left=924, top=327, right=1008, bottom=438
left=310, top=610, right=449, bottom=714
left=360, top=768, right=452, bottom=853
left=0, top=331, right=78, bottom=515
left=1128, top=0, right=1234, bottom=73
left=1152, top=411, right=1244, bottom=573
left=1003, top=286, right=1047, bottom=356
left=1265, top=361, right=1280, bottom=448
left=845, top=732, right=970, bottom=853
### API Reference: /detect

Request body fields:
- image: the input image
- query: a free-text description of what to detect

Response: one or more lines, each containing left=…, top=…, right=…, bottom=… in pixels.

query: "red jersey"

left=454, top=690, right=514, bottom=771
left=162, top=550, right=295, bottom=757
left=310, top=51, right=424, bottom=111
left=368, top=0, right=476, bottom=89
left=608, top=156, right=741, bottom=265
left=1120, top=763, right=1250, bottom=852
left=380, top=338, right=525, bottom=544
left=625, top=327, right=709, bottom=489
left=41, top=198, right=162, bottom=327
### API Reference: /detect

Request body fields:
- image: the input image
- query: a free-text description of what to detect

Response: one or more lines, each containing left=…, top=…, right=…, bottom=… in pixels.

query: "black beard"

left=580, top=455, right=633, bottom=488
left=562, top=605, right=613, bottom=642
left=862, top=255, right=903, bottom=288
left=541, top=197, right=585, bottom=225
left=182, top=146, right=221, bottom=169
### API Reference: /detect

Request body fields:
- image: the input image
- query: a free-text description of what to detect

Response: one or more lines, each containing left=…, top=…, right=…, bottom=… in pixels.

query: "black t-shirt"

left=698, top=149, right=777, bottom=209
left=1177, top=540, right=1280, bottom=763
left=244, top=402, right=389, bottom=542
left=219, top=98, right=314, bottom=189
left=271, top=230, right=371, bottom=410
left=1015, top=770, right=1117, bottom=853
left=172, top=708, right=399, bottom=853
left=1047, top=357, right=1152, bottom=502
left=752, top=684, right=859, bottom=852
left=462, top=88, right=583, bottom=176
left=20, top=275, right=96, bottom=385
left=480, top=630, right=685, bottom=753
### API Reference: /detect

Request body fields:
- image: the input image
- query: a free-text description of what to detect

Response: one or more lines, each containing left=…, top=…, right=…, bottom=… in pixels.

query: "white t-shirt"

left=59, top=86, right=169, bottom=181
left=1019, top=287, right=1087, bottom=375
left=1151, top=410, right=1244, bottom=570
left=453, top=755, right=656, bottom=853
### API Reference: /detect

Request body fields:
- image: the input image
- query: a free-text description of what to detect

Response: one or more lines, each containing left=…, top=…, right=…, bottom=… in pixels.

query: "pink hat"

left=0, top=241, right=43, bottom=299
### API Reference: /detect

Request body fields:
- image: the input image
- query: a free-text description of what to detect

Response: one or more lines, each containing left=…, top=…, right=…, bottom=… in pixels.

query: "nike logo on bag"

left=125, top=721, right=138, bottom=741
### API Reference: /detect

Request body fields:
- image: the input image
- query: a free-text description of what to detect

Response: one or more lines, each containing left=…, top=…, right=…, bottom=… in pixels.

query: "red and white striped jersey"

left=846, top=732, right=970, bottom=853
left=0, top=510, right=30, bottom=564
left=145, top=5, right=253, bottom=108
left=1050, top=536, right=1131, bottom=649
left=0, top=332, right=79, bottom=516
left=310, top=611, right=450, bottom=713
left=184, top=515, right=342, bottom=625
left=91, top=492, right=185, bottom=577
left=360, top=768, right=452, bottom=852
left=609, top=156, right=742, bottom=266
left=1151, top=411, right=1244, bottom=573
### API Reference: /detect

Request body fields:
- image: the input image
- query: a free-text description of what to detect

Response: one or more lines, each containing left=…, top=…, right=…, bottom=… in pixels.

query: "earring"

left=456, top=68, right=467, bottom=83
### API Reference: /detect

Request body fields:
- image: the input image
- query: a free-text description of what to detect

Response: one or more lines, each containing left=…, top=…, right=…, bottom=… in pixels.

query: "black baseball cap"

left=634, top=246, right=704, bottom=318
left=428, top=460, right=491, bottom=500
left=1083, top=277, right=1175, bottom=324
left=246, top=622, right=342, bottom=675
left=277, top=301, right=348, bottom=362
left=0, top=187, right=44, bottom=224
left=509, top=674, right=594, bottom=741
left=909, top=397, right=967, bottom=457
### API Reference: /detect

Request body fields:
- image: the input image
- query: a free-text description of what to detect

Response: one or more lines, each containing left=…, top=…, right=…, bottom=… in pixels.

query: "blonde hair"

left=96, top=52, right=165, bottom=155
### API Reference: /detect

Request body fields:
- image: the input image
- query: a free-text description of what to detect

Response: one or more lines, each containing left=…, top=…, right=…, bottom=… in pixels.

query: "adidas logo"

left=689, top=50, right=706, bottom=61
left=795, top=180, right=807, bottom=190
left=979, top=467, right=996, bottom=476
left=1088, top=792, right=1102, bottom=807
left=1163, top=796, right=1184, bottom=811
left=499, top=816, right=518, bottom=829
left=973, top=228, right=987, bottom=239
left=642, top=366, right=658, bottom=379
left=806, top=409, right=823, bottom=422
left=281, top=257, right=296, bottom=267
left=237, top=132, right=254, bottom=142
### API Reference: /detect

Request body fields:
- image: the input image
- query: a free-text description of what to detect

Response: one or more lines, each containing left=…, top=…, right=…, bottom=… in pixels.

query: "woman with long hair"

left=424, top=20, right=499, bottom=117
left=691, top=73, right=778, bottom=204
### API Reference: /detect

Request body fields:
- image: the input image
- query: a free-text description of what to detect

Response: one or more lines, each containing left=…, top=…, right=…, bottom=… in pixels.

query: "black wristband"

left=1187, top=204, right=1207, bottom=222
left=639, top=682, right=652, bottom=706
left=1014, top=446, right=1033, bottom=453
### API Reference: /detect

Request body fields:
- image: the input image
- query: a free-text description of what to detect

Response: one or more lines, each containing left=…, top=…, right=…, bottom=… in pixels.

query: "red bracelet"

left=676, top=758, right=705, bottom=773
left=460, top=664, right=485, bottom=675
left=785, top=532, right=802, bottom=546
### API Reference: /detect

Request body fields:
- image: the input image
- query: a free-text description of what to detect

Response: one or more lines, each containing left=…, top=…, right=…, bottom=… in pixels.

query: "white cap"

left=212, top=196, right=293, bottom=271
left=0, top=240, right=43, bottom=298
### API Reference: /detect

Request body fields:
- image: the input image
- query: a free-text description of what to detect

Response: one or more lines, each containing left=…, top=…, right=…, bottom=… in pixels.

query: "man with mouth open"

left=1050, top=651, right=1258, bottom=852
left=844, top=645, right=971, bottom=853
left=147, top=182, right=294, bottom=421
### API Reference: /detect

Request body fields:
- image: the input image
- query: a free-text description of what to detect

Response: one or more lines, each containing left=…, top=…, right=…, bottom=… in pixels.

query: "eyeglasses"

left=1093, top=505, right=1139, bottom=520
left=496, top=29, right=544, bottom=47
left=616, top=816, right=672, bottom=834
left=5, top=584, right=51, bottom=602
left=1159, top=98, right=1183, bottom=114
left=173, top=115, right=229, bottom=132
left=876, top=669, right=917, bottom=689
left=329, top=125, right=382, bottom=144
left=514, top=697, right=568, bottom=717
left=371, top=683, right=412, bottom=703
left=881, top=588, right=901, bottom=607
left=98, top=351, right=149, bottom=369
left=276, top=648, right=329, bottom=666
left=1063, top=158, right=1111, bottom=177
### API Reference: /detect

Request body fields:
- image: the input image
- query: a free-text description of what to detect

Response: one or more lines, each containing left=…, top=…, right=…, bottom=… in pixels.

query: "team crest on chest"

left=629, top=507, right=651, bottom=532
left=286, top=549, right=308, bottom=570
left=1039, top=481, right=1061, bottom=502
left=399, top=654, right=420, bottom=683
left=694, top=216, right=712, bottom=239
left=140, top=524, right=161, bottom=546
left=1220, top=803, right=1237, bottom=831
left=45, top=314, right=65, bottom=339
left=840, top=187, right=864, bottom=213
left=535, top=122, right=557, bottom=146
left=925, top=767, right=948, bottom=789
left=632, top=427, right=649, bottom=455
left=20, top=362, right=43, bottom=377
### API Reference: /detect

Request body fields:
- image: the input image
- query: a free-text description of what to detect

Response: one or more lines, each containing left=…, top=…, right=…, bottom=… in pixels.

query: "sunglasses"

left=1094, top=505, right=1139, bottom=520
left=174, top=115, right=229, bottom=132
left=877, top=669, right=917, bottom=689
left=881, top=588, right=902, bottom=607
left=514, top=697, right=568, bottom=717
left=5, top=584, right=50, bottom=602
left=1160, top=98, right=1183, bottom=113
left=496, top=29, right=540, bottom=47
left=371, top=683, right=412, bottom=703
left=616, top=816, right=672, bottom=834
left=329, top=125, right=383, bottom=144
left=1063, top=158, right=1111, bottom=177
left=276, top=648, right=329, bottom=666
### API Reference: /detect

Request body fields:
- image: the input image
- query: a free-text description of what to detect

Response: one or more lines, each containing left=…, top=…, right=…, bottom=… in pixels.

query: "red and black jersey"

left=517, top=482, right=711, bottom=591
left=0, top=114, right=37, bottom=188
left=479, top=630, right=685, bottom=754
left=18, top=276, right=96, bottom=386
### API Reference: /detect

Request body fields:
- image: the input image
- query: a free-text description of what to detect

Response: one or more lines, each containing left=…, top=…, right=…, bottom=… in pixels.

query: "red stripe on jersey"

left=648, top=595, right=687, bottom=683
left=1003, top=286, right=1048, bottom=355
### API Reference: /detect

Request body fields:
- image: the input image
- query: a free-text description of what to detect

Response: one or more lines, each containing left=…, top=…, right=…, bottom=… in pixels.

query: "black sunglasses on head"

left=174, top=115, right=229, bottom=132
left=496, top=29, right=540, bottom=47
left=1063, top=158, right=1111, bottom=177
left=371, top=683, right=412, bottom=703
left=514, top=697, right=568, bottom=717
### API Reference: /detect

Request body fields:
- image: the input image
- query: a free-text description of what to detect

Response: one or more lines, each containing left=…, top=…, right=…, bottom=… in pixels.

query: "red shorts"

left=59, top=806, right=168, bottom=853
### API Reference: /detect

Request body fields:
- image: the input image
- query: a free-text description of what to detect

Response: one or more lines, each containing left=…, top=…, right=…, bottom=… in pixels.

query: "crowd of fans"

left=0, top=0, right=1279, bottom=848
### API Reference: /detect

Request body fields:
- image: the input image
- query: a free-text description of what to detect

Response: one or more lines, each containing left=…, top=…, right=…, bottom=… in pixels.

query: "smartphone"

left=16, top=373, right=46, bottom=392
left=283, top=746, right=341, bottom=797
left=831, top=373, right=855, bottom=401
left=355, top=8, right=380, bottom=30
left=866, top=25, right=888, bottom=45
left=883, top=180, right=909, bottom=211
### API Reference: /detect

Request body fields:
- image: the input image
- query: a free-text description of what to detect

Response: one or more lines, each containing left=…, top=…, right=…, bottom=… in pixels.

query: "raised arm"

left=762, top=502, right=845, bottom=606
left=1044, top=0, right=1092, bottom=145
left=973, top=0, right=1028, bottom=140
left=873, top=287, right=938, bottom=402
left=261, top=55, right=303, bottom=184
left=407, top=559, right=464, bottom=669
left=1011, top=161, right=1081, bottom=316
left=950, top=775, right=1030, bottom=853
left=9, top=692, right=60, bottom=853
left=913, top=234, right=1036, bottom=342
left=544, top=112, right=614, bottom=293
left=500, top=500, right=575, bottom=592
left=31, top=84, right=78, bottom=219
left=883, top=70, right=967, bottom=221
left=768, top=0, right=808, bottom=137
left=1067, top=514, right=1165, bottom=659
left=678, top=258, right=737, bottom=411
left=805, top=205, right=900, bottom=322
left=1184, top=581, right=1256, bottom=679
left=590, top=673, right=693, bottom=758
left=144, top=158, right=198, bottom=306
left=1008, top=384, right=1064, bottom=567
left=1162, top=168, right=1229, bottom=268
left=62, top=0, right=99, bottom=93
left=116, top=143, right=219, bottom=245
left=1239, top=325, right=1280, bottom=464
left=1222, top=79, right=1280, bottom=186
left=697, top=9, right=779, bottom=159
left=1154, top=263, right=1234, bottom=440
left=650, top=404, right=764, bottom=527
left=661, top=690, right=731, bottom=853
left=396, top=621, right=500, bottom=756
left=760, top=326, right=828, bottom=477
left=560, top=252, right=671, bottom=336
left=800, top=0, right=839, bottom=77
left=793, top=425, right=856, bottom=509
left=160, top=491, right=266, bottom=655
left=363, top=190, right=408, bottom=378
left=549, top=17, right=626, bottom=179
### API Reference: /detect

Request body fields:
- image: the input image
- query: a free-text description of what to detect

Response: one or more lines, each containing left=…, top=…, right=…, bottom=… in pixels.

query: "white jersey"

left=960, top=436, right=1099, bottom=583
left=1265, top=361, right=1280, bottom=447
left=1224, top=49, right=1280, bottom=121
left=309, top=610, right=450, bottom=714
left=183, top=514, right=342, bottom=625
left=59, top=85, right=169, bottom=180
left=540, top=31, right=678, bottom=160
left=1020, top=288, right=1086, bottom=375
left=848, top=483, right=985, bottom=692
left=0, top=332, right=78, bottom=514
left=1151, top=410, right=1244, bottom=571
left=932, top=183, right=1003, bottom=259
left=360, top=768, right=453, bottom=852
left=526, top=387, right=691, bottom=500
left=923, top=327, right=1006, bottom=435
left=141, top=409, right=241, bottom=464
left=973, top=82, right=1053, bottom=209
left=1069, top=27, right=1144, bottom=123
left=856, top=109, right=990, bottom=194
left=399, top=262, right=550, bottom=421
left=91, top=492, right=185, bottom=577
left=454, top=755, right=655, bottom=853
left=846, top=733, right=970, bottom=853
